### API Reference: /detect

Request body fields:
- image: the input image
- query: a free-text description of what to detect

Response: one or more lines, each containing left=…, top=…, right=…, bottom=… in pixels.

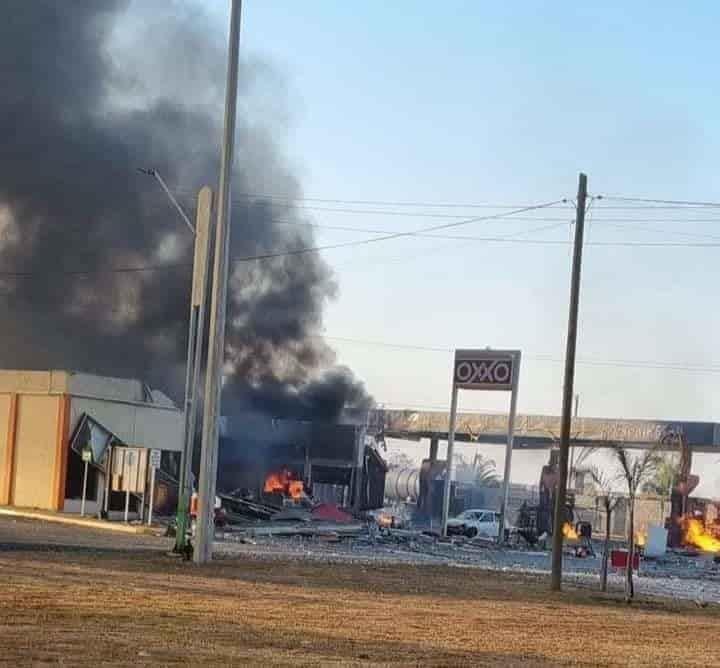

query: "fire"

left=376, top=512, right=393, bottom=528
left=636, top=530, right=647, bottom=547
left=263, top=469, right=304, bottom=500
left=684, top=518, right=720, bottom=553
left=562, top=522, right=578, bottom=540
left=287, top=480, right=304, bottom=499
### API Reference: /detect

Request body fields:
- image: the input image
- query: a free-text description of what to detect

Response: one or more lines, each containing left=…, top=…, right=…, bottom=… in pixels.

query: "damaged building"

left=218, top=417, right=387, bottom=512
left=0, top=370, right=183, bottom=517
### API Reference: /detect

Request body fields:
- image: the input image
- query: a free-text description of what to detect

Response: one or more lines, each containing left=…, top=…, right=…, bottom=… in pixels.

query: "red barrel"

left=611, top=549, right=640, bottom=570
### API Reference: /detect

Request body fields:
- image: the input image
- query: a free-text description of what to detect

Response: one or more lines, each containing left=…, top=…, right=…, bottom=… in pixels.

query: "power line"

left=270, top=216, right=720, bottom=227
left=4, top=230, right=720, bottom=279
left=179, top=189, right=720, bottom=214
left=333, top=222, right=570, bottom=273
left=8, top=196, right=720, bottom=279
left=374, top=401, right=501, bottom=413
left=240, top=200, right=720, bottom=217
left=322, top=335, right=720, bottom=375
left=228, top=200, right=563, bottom=262
left=219, top=192, right=571, bottom=210
left=237, top=192, right=720, bottom=210
left=267, top=211, right=720, bottom=244
left=267, top=207, right=568, bottom=221
left=171, top=193, right=574, bottom=219
left=251, top=203, right=569, bottom=219
left=601, top=195, right=720, bottom=208
left=599, top=222, right=720, bottom=242
left=0, top=200, right=563, bottom=277
left=0, top=262, right=191, bottom=278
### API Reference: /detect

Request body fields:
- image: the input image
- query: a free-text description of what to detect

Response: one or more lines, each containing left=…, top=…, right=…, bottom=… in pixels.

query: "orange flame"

left=376, top=512, right=393, bottom=528
left=562, top=522, right=578, bottom=540
left=684, top=518, right=720, bottom=553
left=263, top=469, right=304, bottom=500
left=636, top=530, right=647, bottom=547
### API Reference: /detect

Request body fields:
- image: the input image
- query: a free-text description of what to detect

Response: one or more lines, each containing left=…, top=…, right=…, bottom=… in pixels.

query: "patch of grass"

left=1, top=518, right=718, bottom=666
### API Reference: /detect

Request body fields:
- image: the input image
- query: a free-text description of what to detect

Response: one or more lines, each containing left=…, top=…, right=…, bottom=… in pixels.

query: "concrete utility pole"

left=550, top=173, right=588, bottom=591
left=174, top=186, right=213, bottom=553
left=497, top=353, right=521, bottom=543
left=194, top=0, right=242, bottom=565
left=139, top=169, right=213, bottom=553
left=440, top=387, right=459, bottom=537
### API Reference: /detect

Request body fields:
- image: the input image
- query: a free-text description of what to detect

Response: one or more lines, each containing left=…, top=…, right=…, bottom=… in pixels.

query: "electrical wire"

left=4, top=226, right=720, bottom=279
left=0, top=263, right=191, bottom=278
left=269, top=216, right=720, bottom=227
left=0, top=199, right=564, bottom=277
left=333, top=222, right=570, bottom=273
left=600, top=195, right=720, bottom=208
left=9, top=196, right=720, bottom=279
left=229, top=200, right=563, bottom=262
left=210, top=191, right=572, bottom=210
left=321, top=335, right=720, bottom=375
left=599, top=222, right=720, bottom=242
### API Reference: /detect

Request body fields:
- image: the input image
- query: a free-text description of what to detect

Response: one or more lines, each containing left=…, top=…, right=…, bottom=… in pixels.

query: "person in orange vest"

left=189, top=491, right=226, bottom=533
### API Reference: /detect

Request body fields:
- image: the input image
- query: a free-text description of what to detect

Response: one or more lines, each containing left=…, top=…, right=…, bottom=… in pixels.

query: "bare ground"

left=1, top=516, right=719, bottom=666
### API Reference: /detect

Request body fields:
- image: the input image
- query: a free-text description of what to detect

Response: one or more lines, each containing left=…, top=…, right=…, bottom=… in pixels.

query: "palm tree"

left=642, top=456, right=678, bottom=496
left=642, top=455, right=679, bottom=520
left=589, top=466, right=620, bottom=592
left=611, top=443, right=662, bottom=602
left=453, top=452, right=499, bottom=486
left=472, top=453, right=499, bottom=486
left=387, top=452, right=416, bottom=471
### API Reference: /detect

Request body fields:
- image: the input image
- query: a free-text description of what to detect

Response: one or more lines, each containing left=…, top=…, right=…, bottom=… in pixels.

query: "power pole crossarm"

left=550, top=173, right=588, bottom=592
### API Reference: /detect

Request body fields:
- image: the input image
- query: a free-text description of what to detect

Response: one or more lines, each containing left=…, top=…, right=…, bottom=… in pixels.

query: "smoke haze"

left=0, top=1, right=371, bottom=421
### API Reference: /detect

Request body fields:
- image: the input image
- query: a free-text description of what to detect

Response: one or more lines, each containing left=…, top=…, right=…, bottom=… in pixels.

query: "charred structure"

left=218, top=417, right=386, bottom=511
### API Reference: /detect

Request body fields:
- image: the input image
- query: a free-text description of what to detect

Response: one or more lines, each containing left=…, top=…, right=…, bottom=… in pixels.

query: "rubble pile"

left=213, top=512, right=720, bottom=605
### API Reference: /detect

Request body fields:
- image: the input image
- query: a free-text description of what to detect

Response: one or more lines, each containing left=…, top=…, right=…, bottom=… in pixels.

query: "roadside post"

left=103, top=445, right=112, bottom=518
left=440, top=349, right=521, bottom=541
left=148, top=449, right=161, bottom=526
left=80, top=447, right=92, bottom=517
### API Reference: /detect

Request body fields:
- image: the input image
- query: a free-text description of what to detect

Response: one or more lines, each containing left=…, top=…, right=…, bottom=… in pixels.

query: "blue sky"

left=198, top=2, right=720, bottom=425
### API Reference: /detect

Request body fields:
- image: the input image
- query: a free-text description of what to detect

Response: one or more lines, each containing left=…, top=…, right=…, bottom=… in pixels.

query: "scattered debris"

left=271, top=507, right=312, bottom=522
left=311, top=503, right=353, bottom=523
left=219, top=493, right=278, bottom=521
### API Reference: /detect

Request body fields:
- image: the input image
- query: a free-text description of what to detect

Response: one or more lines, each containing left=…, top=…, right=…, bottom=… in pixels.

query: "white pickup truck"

left=446, top=509, right=501, bottom=538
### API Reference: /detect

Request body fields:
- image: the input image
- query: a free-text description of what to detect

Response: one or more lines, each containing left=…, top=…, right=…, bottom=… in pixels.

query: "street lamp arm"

left=139, top=167, right=195, bottom=234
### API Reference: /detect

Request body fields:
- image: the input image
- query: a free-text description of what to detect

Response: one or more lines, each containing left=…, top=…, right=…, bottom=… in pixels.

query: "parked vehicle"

left=446, top=508, right=501, bottom=538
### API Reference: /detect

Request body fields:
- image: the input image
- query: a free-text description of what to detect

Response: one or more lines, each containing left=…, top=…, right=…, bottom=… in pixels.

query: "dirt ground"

left=1, top=517, right=719, bottom=666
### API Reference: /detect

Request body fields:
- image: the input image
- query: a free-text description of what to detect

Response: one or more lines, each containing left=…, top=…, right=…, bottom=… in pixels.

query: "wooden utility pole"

left=568, top=393, right=580, bottom=487
left=550, top=173, right=588, bottom=591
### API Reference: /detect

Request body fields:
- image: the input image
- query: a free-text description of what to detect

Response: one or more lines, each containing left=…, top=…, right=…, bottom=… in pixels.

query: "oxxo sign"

left=454, top=355, right=514, bottom=390
left=441, top=348, right=522, bottom=541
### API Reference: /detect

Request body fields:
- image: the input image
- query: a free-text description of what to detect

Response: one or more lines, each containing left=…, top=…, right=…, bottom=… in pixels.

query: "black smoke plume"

left=0, top=1, right=371, bottom=422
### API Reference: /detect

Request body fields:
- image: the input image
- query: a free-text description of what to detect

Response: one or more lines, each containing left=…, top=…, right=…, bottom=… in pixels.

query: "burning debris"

left=684, top=519, right=720, bottom=553
left=263, top=469, right=305, bottom=501
left=562, top=522, right=579, bottom=541
left=373, top=511, right=394, bottom=529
